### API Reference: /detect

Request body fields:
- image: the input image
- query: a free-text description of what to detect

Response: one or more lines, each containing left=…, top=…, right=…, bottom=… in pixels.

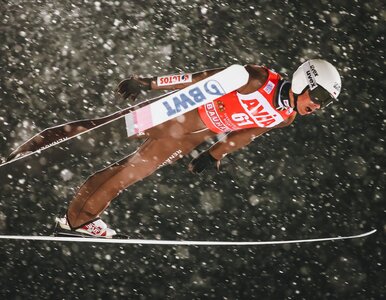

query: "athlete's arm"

left=189, top=116, right=296, bottom=174
left=116, top=64, right=268, bottom=101
left=209, top=127, right=272, bottom=160
left=150, top=67, right=226, bottom=90
left=189, top=127, right=271, bottom=174
left=116, top=67, right=225, bottom=101
left=188, top=127, right=271, bottom=174
left=208, top=114, right=296, bottom=160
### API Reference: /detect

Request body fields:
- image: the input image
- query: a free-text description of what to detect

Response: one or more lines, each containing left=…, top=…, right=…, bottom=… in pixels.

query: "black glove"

left=116, top=75, right=152, bottom=102
left=189, top=151, right=219, bottom=174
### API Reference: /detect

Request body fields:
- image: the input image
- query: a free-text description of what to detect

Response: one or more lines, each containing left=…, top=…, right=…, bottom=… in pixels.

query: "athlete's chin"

left=297, top=108, right=307, bottom=115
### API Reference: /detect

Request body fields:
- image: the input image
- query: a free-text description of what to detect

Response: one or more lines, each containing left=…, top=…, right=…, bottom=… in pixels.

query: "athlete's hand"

left=188, top=151, right=220, bottom=174
left=116, top=75, right=151, bottom=102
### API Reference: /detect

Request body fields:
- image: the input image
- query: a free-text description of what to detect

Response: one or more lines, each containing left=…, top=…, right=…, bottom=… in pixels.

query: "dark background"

left=0, top=0, right=384, bottom=299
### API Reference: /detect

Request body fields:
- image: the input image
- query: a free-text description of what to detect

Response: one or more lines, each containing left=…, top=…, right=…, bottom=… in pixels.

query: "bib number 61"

left=231, top=113, right=254, bottom=126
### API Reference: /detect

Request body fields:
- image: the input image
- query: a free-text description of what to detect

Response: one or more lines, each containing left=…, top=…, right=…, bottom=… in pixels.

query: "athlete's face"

left=296, top=89, right=321, bottom=115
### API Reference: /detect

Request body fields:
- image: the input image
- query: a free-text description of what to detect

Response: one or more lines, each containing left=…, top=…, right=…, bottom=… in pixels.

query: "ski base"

left=0, top=229, right=376, bottom=245
left=53, top=228, right=129, bottom=239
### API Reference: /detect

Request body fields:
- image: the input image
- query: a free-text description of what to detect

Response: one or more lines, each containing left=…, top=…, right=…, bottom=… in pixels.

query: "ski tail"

left=1, top=92, right=176, bottom=167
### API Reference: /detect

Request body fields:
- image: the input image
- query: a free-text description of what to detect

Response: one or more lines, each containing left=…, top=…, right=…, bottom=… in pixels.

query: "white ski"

left=0, top=229, right=376, bottom=245
left=1, top=64, right=249, bottom=167
left=123, top=64, right=248, bottom=135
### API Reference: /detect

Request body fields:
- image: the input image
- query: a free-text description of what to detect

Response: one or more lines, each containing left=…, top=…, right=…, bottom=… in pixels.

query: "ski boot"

left=54, top=216, right=126, bottom=238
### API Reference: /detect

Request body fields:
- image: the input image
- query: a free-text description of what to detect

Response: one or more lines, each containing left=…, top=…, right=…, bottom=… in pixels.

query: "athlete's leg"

left=66, top=108, right=213, bottom=228
left=66, top=138, right=161, bottom=227
left=66, top=132, right=213, bottom=228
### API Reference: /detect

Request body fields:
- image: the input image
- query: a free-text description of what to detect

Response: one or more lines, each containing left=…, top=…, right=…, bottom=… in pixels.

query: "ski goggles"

left=308, top=85, right=336, bottom=108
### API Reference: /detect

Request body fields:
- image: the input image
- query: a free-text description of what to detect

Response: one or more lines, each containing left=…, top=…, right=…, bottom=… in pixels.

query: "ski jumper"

left=198, top=68, right=295, bottom=133
left=66, top=67, right=295, bottom=228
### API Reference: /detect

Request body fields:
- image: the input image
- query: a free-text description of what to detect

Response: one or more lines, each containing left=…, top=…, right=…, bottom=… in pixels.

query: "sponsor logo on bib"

left=238, top=91, right=284, bottom=127
left=263, top=81, right=275, bottom=94
left=157, top=73, right=192, bottom=86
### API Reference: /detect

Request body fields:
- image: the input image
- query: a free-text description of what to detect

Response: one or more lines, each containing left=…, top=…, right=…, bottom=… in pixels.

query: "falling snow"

left=0, top=0, right=384, bottom=299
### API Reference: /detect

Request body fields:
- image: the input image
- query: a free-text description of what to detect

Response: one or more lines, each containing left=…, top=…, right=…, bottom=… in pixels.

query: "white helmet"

left=292, top=59, right=342, bottom=107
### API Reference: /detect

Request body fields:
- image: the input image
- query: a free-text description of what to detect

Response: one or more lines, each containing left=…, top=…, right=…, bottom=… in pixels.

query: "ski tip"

left=227, top=64, right=249, bottom=76
left=362, top=229, right=377, bottom=236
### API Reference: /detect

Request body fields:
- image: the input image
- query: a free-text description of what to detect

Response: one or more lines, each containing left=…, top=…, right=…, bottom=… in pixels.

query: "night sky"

left=0, top=1, right=384, bottom=299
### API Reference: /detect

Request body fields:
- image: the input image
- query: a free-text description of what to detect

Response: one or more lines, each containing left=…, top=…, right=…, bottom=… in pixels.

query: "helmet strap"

left=276, top=81, right=292, bottom=110
left=293, top=93, right=299, bottom=112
